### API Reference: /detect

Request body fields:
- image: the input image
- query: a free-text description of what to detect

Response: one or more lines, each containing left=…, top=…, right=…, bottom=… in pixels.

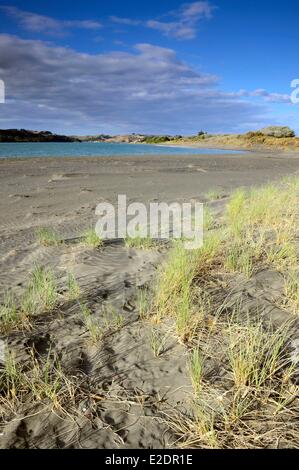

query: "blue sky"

left=0, top=0, right=298, bottom=135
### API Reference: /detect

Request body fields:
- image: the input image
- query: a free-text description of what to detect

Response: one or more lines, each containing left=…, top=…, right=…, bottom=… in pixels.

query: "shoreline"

left=153, top=140, right=299, bottom=153
left=152, top=142, right=254, bottom=153
left=0, top=150, right=249, bottom=162
left=2, top=138, right=299, bottom=156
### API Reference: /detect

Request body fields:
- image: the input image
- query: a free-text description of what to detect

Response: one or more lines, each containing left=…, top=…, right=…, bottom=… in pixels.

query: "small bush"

left=259, top=126, right=296, bottom=138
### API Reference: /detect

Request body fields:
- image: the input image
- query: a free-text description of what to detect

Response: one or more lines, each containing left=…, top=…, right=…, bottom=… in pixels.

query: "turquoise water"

left=0, top=142, right=244, bottom=158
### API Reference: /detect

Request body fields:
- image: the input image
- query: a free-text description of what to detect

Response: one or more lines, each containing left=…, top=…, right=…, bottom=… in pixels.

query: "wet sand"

left=1, top=151, right=299, bottom=224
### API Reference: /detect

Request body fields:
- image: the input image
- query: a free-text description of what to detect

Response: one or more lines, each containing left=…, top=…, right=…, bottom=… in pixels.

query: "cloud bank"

left=2, top=2, right=212, bottom=40
left=0, top=33, right=288, bottom=134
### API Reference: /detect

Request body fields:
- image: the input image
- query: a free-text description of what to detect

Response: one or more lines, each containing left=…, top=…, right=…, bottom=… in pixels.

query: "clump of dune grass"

left=36, top=228, right=62, bottom=247
left=136, top=288, right=150, bottom=320
left=0, top=293, right=20, bottom=334
left=166, top=316, right=295, bottom=449
left=154, top=177, right=299, bottom=448
left=83, top=229, right=103, bottom=248
left=195, top=232, right=223, bottom=274
left=125, top=233, right=156, bottom=250
left=227, top=317, right=288, bottom=390
left=266, top=242, right=297, bottom=271
left=226, top=181, right=298, bottom=238
left=150, top=327, right=166, bottom=357
left=80, top=303, right=125, bottom=343
left=0, top=350, right=23, bottom=401
left=189, top=348, right=204, bottom=396
left=0, top=349, right=76, bottom=411
left=153, top=176, right=298, bottom=327
left=226, top=188, right=246, bottom=237
left=80, top=303, right=103, bottom=343
left=28, top=351, right=70, bottom=408
left=102, top=306, right=125, bottom=332
left=21, top=266, right=58, bottom=316
left=224, top=241, right=254, bottom=278
left=203, top=206, right=215, bottom=231
left=67, top=272, right=81, bottom=301
left=224, top=179, right=298, bottom=276
left=284, top=271, right=299, bottom=314
left=206, top=190, right=223, bottom=201
left=175, top=286, right=193, bottom=341
left=0, top=267, right=59, bottom=334
left=151, top=235, right=220, bottom=332
left=164, top=401, right=218, bottom=449
left=152, top=241, right=196, bottom=321
left=152, top=240, right=212, bottom=341
left=174, top=285, right=202, bottom=343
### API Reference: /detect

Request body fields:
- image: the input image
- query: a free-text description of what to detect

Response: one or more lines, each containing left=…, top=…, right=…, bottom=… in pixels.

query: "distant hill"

left=76, top=134, right=146, bottom=143
left=1, top=127, right=298, bottom=151
left=76, top=134, right=112, bottom=142
left=0, top=129, right=80, bottom=143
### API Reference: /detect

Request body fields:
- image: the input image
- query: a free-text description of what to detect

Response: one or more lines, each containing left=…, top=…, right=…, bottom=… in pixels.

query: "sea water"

left=0, top=142, right=245, bottom=159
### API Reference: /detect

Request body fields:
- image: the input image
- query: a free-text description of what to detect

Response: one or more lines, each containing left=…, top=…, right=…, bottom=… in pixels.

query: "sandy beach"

left=2, top=0, right=299, bottom=454
left=0, top=150, right=298, bottom=448
left=1, top=150, right=298, bottom=293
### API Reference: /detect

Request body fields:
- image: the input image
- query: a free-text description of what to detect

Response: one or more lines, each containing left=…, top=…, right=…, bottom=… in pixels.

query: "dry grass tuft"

left=125, top=234, right=156, bottom=250
left=0, top=266, right=60, bottom=334
left=153, top=176, right=299, bottom=448
left=83, top=229, right=103, bottom=248
left=36, top=228, right=62, bottom=247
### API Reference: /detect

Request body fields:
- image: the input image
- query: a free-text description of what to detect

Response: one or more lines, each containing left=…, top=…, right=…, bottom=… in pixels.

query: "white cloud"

left=225, top=88, right=292, bottom=103
left=1, top=6, right=102, bottom=35
left=110, top=16, right=141, bottom=26
left=146, top=1, right=215, bottom=40
left=250, top=89, right=292, bottom=103
left=146, top=20, right=197, bottom=40
left=181, top=1, right=214, bottom=19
